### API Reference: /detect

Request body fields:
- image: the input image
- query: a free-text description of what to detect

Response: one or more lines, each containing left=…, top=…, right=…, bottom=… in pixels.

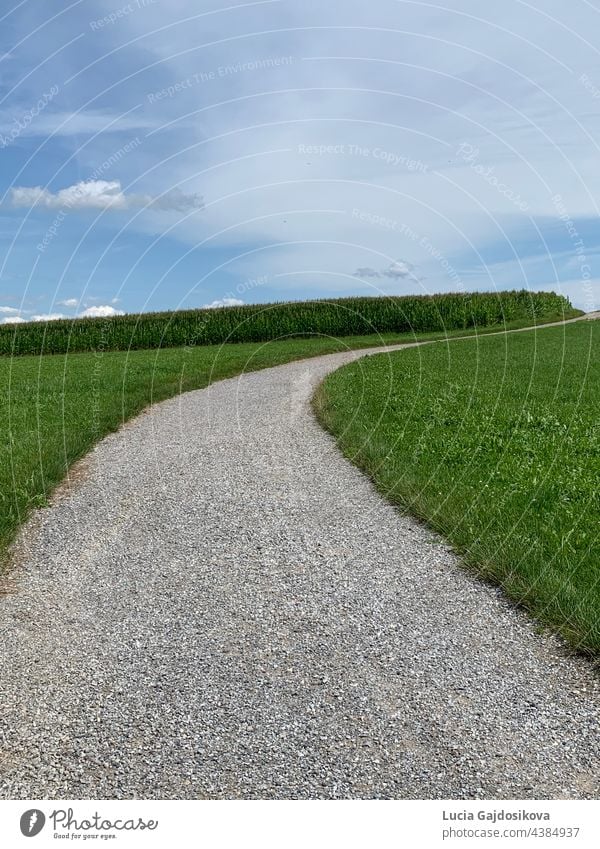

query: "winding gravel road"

left=0, top=341, right=599, bottom=799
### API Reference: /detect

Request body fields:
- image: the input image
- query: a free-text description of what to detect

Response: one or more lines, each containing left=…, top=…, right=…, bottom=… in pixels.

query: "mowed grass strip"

left=315, top=321, right=600, bottom=655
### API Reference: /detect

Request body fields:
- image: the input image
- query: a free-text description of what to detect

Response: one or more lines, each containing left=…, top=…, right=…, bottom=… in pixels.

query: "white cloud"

left=30, top=313, right=67, bottom=322
left=58, top=298, right=79, bottom=308
left=0, top=305, right=20, bottom=314
left=202, top=297, right=245, bottom=309
left=1, top=305, right=126, bottom=323
left=79, top=304, right=125, bottom=318
left=10, top=180, right=203, bottom=213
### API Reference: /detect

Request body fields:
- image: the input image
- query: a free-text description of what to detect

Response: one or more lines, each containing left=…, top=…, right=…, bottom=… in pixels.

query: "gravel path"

left=0, top=342, right=599, bottom=799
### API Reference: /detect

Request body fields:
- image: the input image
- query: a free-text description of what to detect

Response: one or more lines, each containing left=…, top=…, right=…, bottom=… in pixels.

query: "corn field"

left=0, top=290, right=573, bottom=356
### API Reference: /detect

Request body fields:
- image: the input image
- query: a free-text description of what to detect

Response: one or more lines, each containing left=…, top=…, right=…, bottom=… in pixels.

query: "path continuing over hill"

left=0, top=334, right=599, bottom=798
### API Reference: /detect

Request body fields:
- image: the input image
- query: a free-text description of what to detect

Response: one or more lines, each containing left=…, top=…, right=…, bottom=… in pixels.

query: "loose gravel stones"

left=0, top=345, right=599, bottom=799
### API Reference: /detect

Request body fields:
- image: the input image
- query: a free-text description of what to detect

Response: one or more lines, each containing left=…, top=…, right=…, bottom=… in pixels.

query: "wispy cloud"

left=0, top=108, right=160, bottom=139
left=10, top=180, right=204, bottom=213
left=354, top=261, right=419, bottom=280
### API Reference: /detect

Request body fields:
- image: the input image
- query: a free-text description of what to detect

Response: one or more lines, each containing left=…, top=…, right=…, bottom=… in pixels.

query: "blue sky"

left=1, top=0, right=600, bottom=322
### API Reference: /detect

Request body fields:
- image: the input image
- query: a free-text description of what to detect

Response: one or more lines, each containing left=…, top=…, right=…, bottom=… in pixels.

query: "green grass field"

left=0, top=310, right=578, bottom=569
left=315, top=320, right=600, bottom=655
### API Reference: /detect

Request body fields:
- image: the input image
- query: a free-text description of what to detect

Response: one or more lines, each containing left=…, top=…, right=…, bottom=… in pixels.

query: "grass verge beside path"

left=314, top=320, right=600, bottom=655
left=0, top=309, right=582, bottom=569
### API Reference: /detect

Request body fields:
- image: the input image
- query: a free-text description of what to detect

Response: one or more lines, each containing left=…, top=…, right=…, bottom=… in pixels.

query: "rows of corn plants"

left=0, top=290, right=575, bottom=356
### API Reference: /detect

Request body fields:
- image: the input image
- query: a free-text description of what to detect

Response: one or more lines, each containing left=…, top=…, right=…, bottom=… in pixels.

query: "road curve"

left=0, top=338, right=599, bottom=799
